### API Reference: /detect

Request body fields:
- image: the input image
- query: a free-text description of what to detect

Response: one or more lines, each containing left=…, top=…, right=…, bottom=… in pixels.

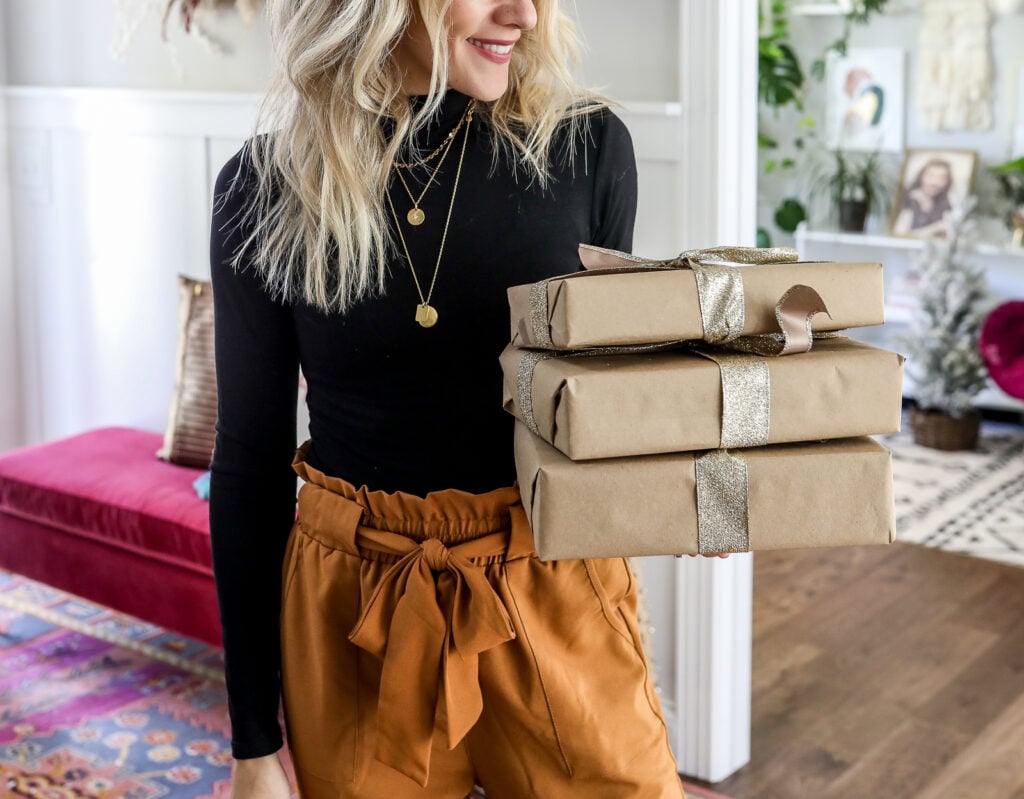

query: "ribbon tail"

left=371, top=559, right=447, bottom=787
left=437, top=565, right=516, bottom=749
left=448, top=561, right=516, bottom=655
left=438, top=640, right=481, bottom=751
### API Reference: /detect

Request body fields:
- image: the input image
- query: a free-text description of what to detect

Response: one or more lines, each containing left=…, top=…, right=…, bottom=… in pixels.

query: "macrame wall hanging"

left=916, top=0, right=993, bottom=131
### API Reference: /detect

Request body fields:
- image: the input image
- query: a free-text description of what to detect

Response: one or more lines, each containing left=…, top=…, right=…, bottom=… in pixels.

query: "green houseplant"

left=895, top=196, right=990, bottom=450
left=810, top=149, right=889, bottom=233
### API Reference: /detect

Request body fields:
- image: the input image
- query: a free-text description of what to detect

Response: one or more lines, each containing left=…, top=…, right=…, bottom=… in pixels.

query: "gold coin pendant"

left=415, top=304, right=439, bottom=328
left=407, top=208, right=425, bottom=226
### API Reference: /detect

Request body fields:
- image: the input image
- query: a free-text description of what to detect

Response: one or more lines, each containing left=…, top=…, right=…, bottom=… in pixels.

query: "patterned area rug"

left=0, top=568, right=299, bottom=798
left=879, top=419, right=1024, bottom=568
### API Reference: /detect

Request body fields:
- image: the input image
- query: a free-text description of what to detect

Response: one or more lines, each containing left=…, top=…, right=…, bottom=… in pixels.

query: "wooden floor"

left=703, top=541, right=1024, bottom=799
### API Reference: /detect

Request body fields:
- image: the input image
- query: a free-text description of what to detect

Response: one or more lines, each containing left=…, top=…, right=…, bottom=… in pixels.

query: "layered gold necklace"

left=385, top=99, right=475, bottom=328
left=391, top=99, right=475, bottom=226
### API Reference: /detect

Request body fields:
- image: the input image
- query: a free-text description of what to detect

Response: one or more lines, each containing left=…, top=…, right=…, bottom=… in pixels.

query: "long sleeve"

left=589, top=108, right=639, bottom=253
left=208, top=146, right=300, bottom=760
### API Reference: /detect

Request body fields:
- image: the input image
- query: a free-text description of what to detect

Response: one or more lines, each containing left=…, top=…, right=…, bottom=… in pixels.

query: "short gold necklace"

left=392, top=99, right=476, bottom=226
left=385, top=105, right=472, bottom=328
left=393, top=98, right=476, bottom=169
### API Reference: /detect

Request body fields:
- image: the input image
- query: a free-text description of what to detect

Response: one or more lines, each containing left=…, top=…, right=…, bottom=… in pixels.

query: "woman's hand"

left=686, top=552, right=731, bottom=558
left=230, top=752, right=293, bottom=799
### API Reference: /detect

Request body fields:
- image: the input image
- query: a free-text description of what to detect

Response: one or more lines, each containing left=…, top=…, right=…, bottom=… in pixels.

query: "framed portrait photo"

left=889, top=149, right=978, bottom=239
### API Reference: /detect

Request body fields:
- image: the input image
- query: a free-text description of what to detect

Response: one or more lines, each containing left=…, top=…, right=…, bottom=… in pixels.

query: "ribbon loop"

left=725, top=284, right=832, bottom=356
left=346, top=534, right=515, bottom=787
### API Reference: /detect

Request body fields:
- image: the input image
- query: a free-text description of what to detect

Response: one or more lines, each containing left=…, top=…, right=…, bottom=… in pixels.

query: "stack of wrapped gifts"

left=502, top=243, right=905, bottom=560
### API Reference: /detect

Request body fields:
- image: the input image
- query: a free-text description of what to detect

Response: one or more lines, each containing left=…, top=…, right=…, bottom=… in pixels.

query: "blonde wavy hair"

left=221, top=0, right=615, bottom=315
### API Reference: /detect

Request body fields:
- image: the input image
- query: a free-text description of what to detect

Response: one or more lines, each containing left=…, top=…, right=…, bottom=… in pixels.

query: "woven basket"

left=910, top=407, right=981, bottom=451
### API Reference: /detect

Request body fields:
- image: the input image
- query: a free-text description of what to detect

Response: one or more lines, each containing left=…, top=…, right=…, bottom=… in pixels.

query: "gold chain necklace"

left=391, top=99, right=475, bottom=226
left=385, top=104, right=473, bottom=328
left=393, top=98, right=476, bottom=169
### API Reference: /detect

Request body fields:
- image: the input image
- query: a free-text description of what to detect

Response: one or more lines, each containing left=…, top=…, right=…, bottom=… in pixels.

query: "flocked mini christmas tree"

left=896, top=196, right=989, bottom=418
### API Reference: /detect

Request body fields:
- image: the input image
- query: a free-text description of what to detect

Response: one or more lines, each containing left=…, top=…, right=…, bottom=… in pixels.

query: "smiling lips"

left=468, top=37, right=515, bottom=63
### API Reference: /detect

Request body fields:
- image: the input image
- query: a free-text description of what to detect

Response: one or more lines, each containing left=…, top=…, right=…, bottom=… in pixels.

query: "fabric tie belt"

left=346, top=517, right=529, bottom=787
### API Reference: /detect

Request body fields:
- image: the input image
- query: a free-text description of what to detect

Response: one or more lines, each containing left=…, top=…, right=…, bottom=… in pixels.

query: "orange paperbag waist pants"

left=280, top=439, right=686, bottom=799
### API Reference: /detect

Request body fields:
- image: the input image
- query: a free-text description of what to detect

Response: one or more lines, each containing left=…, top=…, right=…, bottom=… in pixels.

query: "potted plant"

left=895, top=196, right=990, bottom=450
left=810, top=149, right=890, bottom=233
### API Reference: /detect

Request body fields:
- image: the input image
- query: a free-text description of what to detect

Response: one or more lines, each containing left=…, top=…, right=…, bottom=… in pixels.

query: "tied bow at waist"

left=347, top=529, right=518, bottom=787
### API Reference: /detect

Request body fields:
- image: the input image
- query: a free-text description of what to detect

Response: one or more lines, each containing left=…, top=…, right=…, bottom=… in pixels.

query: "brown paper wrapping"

left=502, top=336, right=906, bottom=460
left=514, top=421, right=896, bottom=560
left=508, top=261, right=885, bottom=350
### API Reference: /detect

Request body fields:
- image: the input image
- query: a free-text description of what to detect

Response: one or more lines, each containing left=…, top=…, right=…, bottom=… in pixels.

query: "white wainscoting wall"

left=0, top=8, right=21, bottom=454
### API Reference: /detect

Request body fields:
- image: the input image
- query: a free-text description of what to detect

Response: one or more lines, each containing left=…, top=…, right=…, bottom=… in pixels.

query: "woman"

left=209, top=1, right=725, bottom=797
left=892, top=158, right=954, bottom=238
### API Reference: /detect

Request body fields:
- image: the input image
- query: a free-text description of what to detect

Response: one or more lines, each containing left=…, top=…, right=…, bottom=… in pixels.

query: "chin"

left=450, top=73, right=511, bottom=103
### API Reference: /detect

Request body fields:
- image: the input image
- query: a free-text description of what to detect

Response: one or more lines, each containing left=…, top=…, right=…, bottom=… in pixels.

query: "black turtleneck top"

left=208, top=88, right=638, bottom=759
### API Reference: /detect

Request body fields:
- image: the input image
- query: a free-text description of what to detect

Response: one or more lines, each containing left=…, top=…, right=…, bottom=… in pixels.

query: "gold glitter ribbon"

left=694, top=450, right=750, bottom=554
left=516, top=350, right=558, bottom=438
left=526, top=244, right=800, bottom=350
left=528, top=281, right=556, bottom=350
left=690, top=264, right=746, bottom=344
left=692, top=350, right=771, bottom=448
left=688, top=285, right=833, bottom=553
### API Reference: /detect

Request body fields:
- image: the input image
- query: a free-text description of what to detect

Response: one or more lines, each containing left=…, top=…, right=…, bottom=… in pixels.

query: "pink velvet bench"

left=0, top=426, right=223, bottom=646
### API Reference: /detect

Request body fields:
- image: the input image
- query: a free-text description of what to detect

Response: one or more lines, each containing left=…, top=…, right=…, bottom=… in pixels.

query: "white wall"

left=2, top=0, right=274, bottom=93
left=1, top=0, right=679, bottom=102
left=0, top=7, right=22, bottom=451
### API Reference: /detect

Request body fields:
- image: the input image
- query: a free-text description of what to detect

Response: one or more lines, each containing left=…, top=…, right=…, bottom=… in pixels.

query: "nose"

left=497, top=0, right=537, bottom=32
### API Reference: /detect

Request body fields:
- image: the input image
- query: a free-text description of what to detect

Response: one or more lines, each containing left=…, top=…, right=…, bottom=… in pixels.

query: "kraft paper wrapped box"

left=501, top=336, right=906, bottom=460
left=514, top=420, right=896, bottom=560
left=508, top=248, right=886, bottom=351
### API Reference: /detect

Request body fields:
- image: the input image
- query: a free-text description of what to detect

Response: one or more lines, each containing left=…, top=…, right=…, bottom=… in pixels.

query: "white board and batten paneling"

left=3, top=0, right=759, bottom=783
left=5, top=89, right=257, bottom=445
